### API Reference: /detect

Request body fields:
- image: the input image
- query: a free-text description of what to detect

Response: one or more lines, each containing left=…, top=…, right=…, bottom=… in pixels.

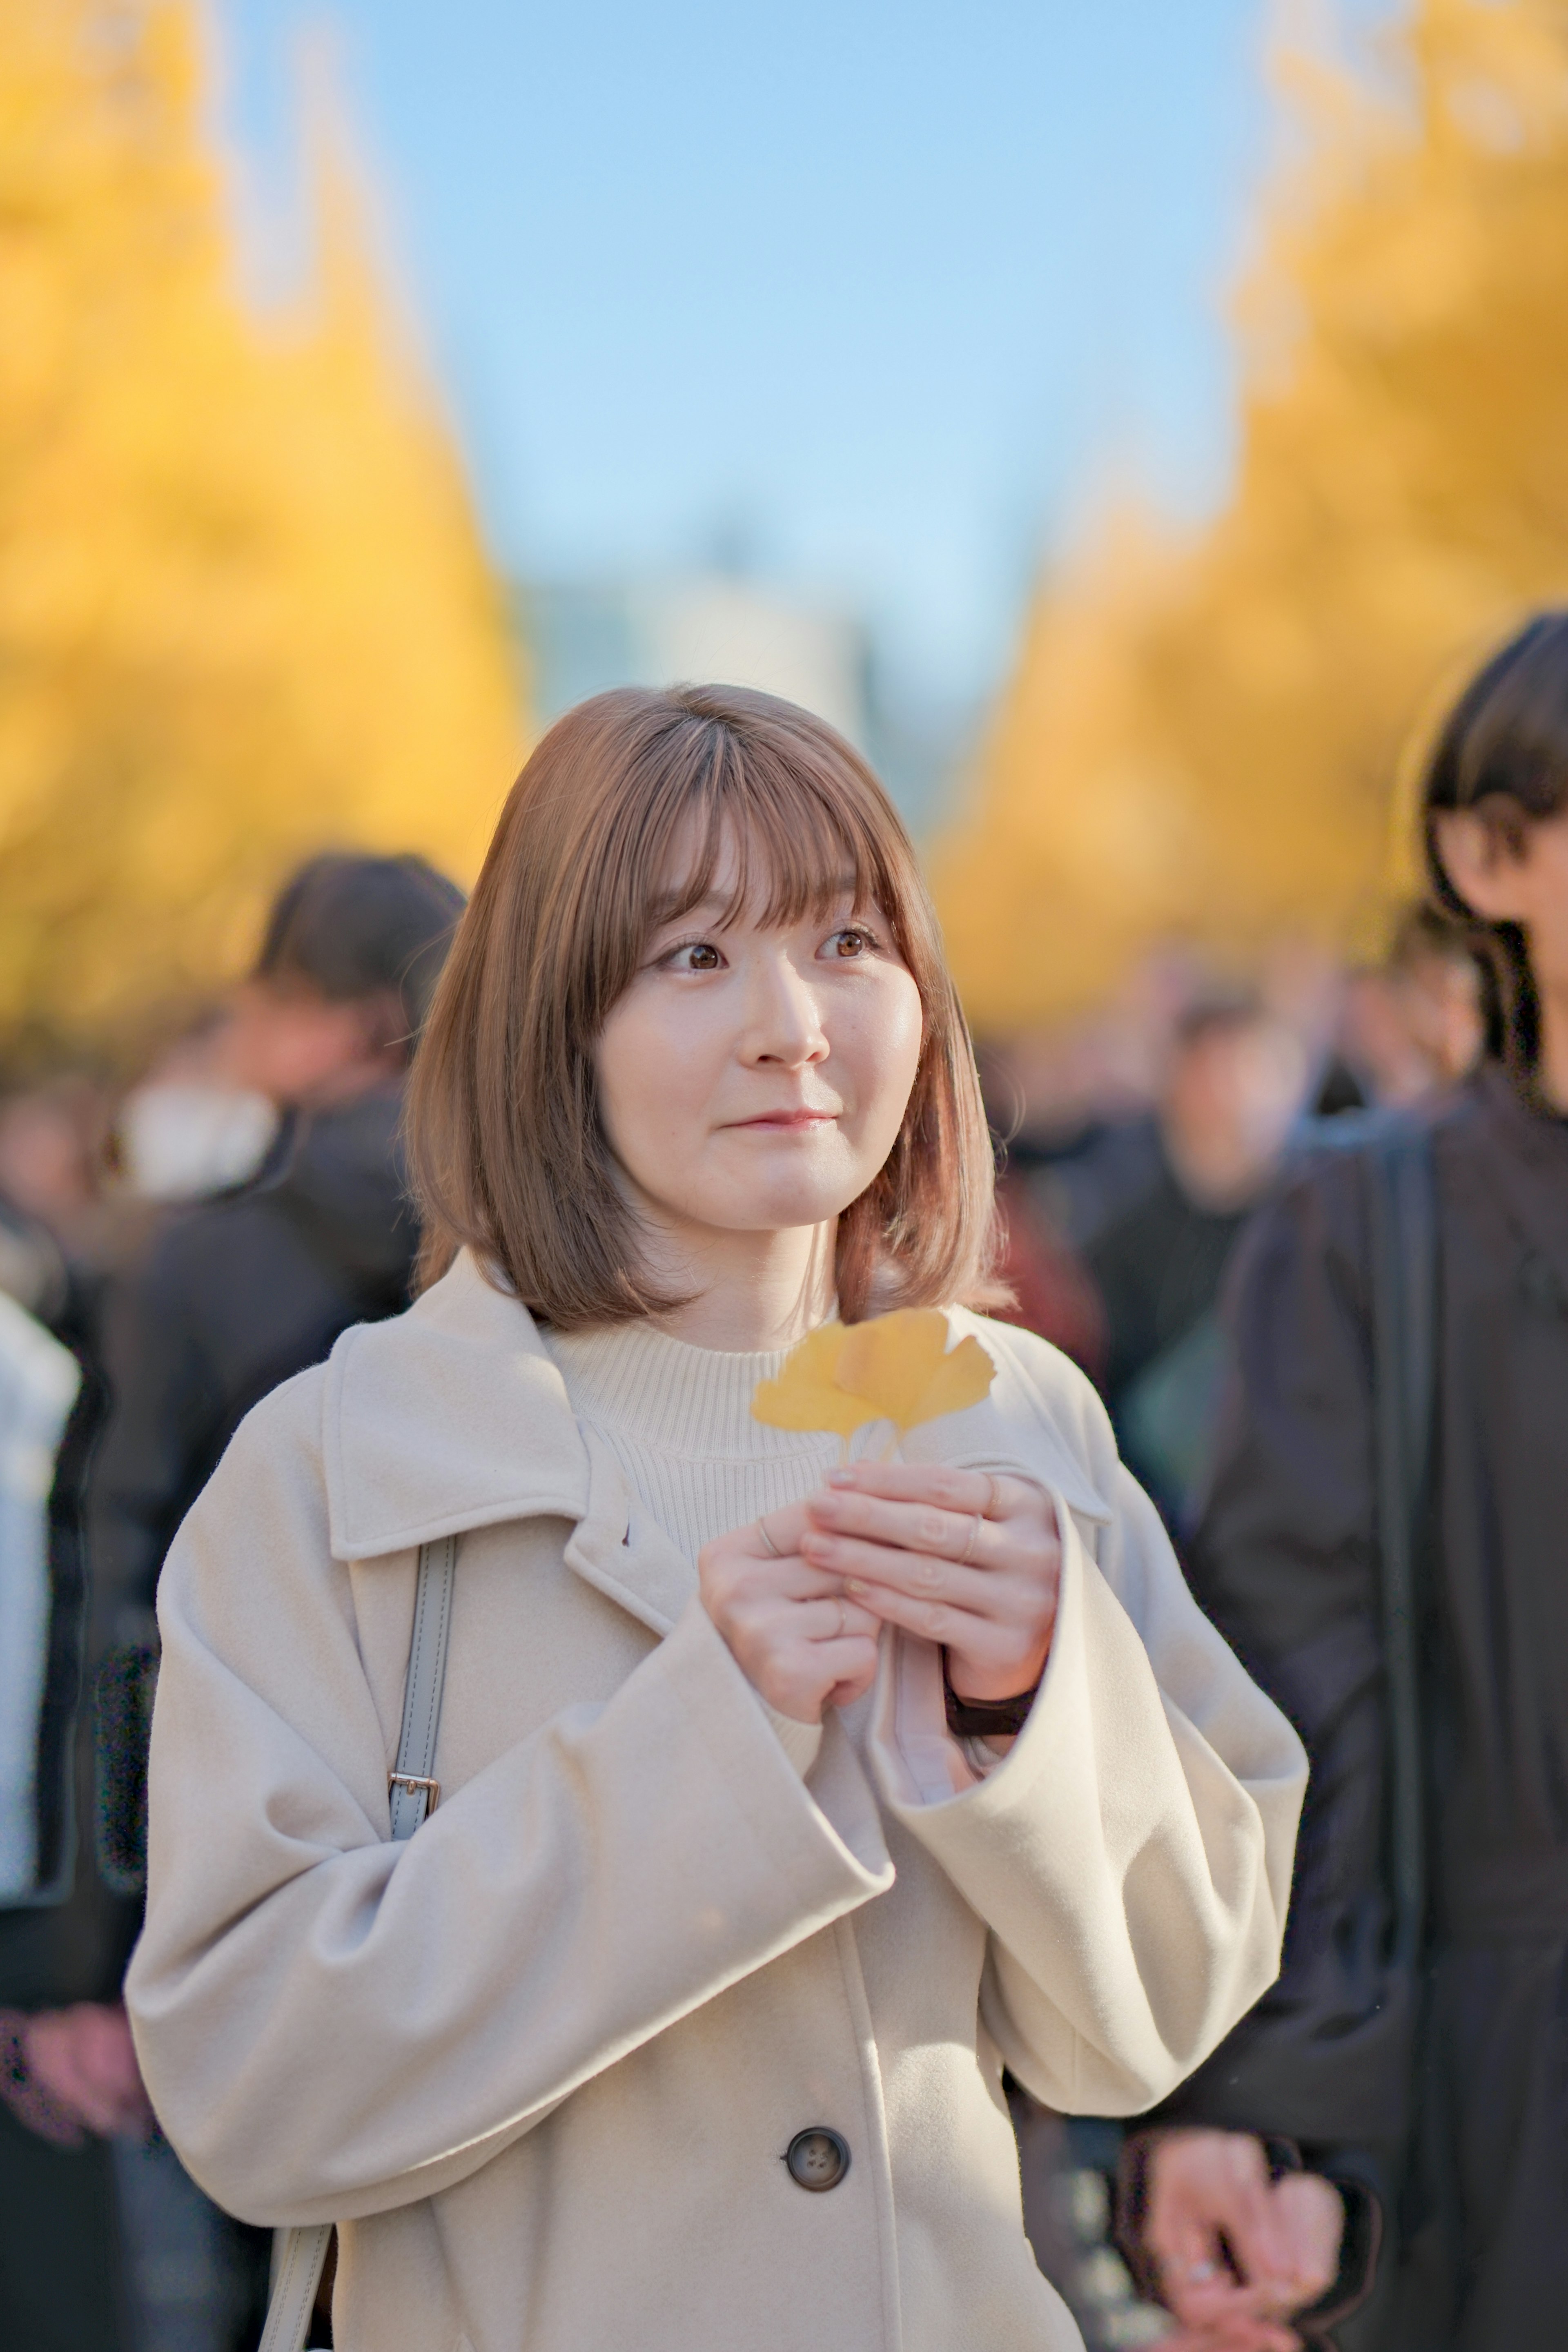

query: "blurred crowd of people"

left=989, top=903, right=1482, bottom=1534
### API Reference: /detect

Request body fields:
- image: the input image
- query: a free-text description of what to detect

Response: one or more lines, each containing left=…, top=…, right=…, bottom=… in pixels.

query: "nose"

left=742, top=946, right=829, bottom=1068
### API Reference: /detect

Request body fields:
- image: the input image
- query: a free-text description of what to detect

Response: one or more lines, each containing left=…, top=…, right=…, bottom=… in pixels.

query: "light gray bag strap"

left=389, top=1532, right=458, bottom=1840
left=258, top=1534, right=458, bottom=2352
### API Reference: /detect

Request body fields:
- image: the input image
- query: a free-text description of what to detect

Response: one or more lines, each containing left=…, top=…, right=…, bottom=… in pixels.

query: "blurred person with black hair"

left=0, top=852, right=462, bottom=2352
left=1119, top=612, right=1568, bottom=2350
left=87, top=850, right=464, bottom=1666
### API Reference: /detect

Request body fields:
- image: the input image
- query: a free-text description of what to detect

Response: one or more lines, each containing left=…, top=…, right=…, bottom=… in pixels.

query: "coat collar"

left=321, top=1252, right=1112, bottom=1639
left=322, top=1252, right=704, bottom=1636
left=323, top=1250, right=590, bottom=1559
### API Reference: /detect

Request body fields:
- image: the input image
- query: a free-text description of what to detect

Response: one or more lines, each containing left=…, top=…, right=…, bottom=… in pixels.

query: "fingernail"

left=828, top=1467, right=856, bottom=1487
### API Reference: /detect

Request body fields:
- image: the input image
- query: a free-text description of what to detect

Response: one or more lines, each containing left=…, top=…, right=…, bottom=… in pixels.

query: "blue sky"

left=214, top=2, right=1381, bottom=710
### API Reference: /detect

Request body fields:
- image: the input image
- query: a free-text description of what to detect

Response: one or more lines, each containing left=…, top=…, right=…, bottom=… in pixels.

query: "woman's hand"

left=699, top=1501, right=882, bottom=1724
left=1143, top=2129, right=1344, bottom=2351
left=799, top=1464, right=1061, bottom=1705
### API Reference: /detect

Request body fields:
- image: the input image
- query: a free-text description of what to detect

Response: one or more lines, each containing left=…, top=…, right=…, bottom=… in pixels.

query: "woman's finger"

left=747, top=1500, right=814, bottom=1558
left=768, top=1560, right=864, bottom=1603
left=823, top=1463, right=1030, bottom=1520
left=807, top=1486, right=1007, bottom=1566
left=800, top=1596, right=882, bottom=1645
left=832, top=1578, right=1013, bottom=1656
left=806, top=1632, right=879, bottom=1683
left=801, top=1531, right=1016, bottom=1614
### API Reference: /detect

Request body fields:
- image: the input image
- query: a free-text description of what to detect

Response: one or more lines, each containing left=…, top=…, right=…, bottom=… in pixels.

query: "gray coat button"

left=785, top=2128, right=850, bottom=2191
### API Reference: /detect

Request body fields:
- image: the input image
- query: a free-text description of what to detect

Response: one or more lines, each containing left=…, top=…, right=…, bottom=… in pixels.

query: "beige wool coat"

left=126, top=1251, right=1306, bottom=2352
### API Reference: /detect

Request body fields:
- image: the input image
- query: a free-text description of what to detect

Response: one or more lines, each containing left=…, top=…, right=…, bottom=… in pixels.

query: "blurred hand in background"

left=1143, top=2130, right=1343, bottom=2352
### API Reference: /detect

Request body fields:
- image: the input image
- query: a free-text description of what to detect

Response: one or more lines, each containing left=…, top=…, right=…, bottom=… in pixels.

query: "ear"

left=1431, top=807, right=1533, bottom=924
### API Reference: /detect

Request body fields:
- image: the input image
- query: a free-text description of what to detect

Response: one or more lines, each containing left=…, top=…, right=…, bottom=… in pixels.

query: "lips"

left=733, top=1110, right=838, bottom=1130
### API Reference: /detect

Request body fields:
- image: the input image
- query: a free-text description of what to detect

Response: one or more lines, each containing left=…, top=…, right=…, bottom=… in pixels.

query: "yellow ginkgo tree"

left=936, top=0, right=1568, bottom=1032
left=0, top=0, right=527, bottom=1070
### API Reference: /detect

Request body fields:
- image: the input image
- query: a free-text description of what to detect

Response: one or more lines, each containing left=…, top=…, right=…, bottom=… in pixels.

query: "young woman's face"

left=594, top=834, right=924, bottom=1251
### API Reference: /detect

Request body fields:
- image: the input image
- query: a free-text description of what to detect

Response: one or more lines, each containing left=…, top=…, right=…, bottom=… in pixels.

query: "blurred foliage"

left=0, top=1, right=527, bottom=1068
left=938, top=0, right=1568, bottom=1031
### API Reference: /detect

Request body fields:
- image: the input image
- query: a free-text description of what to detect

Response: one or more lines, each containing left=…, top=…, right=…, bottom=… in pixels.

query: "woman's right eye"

left=668, top=941, right=723, bottom=972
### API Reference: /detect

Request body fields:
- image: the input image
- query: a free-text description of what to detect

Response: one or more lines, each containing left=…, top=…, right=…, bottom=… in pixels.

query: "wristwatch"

left=942, top=1663, right=1040, bottom=1739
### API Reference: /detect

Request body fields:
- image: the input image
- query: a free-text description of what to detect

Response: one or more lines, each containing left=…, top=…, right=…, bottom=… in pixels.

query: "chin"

left=725, top=1193, right=845, bottom=1235
left=702, top=1169, right=859, bottom=1234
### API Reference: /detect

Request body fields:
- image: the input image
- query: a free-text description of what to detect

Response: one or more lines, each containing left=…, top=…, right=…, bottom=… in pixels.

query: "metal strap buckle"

left=388, top=1772, right=440, bottom=1810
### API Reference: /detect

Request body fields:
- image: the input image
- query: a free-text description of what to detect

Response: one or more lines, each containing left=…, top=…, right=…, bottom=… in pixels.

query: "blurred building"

left=517, top=572, right=963, bottom=832
left=521, top=573, right=869, bottom=747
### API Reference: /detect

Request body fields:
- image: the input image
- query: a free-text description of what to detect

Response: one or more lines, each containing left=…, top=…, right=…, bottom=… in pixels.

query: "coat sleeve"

left=867, top=1329, right=1307, bottom=2118
left=124, top=1379, right=893, bottom=2228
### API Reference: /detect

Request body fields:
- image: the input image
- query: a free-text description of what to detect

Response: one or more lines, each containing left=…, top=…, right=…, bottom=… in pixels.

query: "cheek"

left=595, top=991, right=718, bottom=1169
left=594, top=1002, right=662, bottom=1162
left=842, top=972, right=924, bottom=1128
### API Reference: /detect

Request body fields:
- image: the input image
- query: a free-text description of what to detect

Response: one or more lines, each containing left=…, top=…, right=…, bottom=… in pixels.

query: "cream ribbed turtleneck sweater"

left=542, top=1318, right=845, bottom=1774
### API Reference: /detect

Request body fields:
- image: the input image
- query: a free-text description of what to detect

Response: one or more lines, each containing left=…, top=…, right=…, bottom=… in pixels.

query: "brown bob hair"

left=407, top=684, right=998, bottom=1328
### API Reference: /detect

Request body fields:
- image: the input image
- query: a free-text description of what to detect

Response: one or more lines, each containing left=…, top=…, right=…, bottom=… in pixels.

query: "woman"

left=125, top=686, right=1303, bottom=2352
left=1137, top=610, right=1568, bottom=2350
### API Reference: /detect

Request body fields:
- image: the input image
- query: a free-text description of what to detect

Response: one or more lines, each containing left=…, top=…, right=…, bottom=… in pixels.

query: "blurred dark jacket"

left=1158, top=1061, right=1568, bottom=2348
left=989, top=1167, right=1108, bottom=1384
left=85, top=1087, right=417, bottom=1891
left=1082, top=1155, right=1248, bottom=1525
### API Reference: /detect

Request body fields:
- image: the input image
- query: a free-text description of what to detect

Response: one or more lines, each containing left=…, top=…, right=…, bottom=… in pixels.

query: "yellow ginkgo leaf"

left=836, top=1310, right=995, bottom=1434
left=750, top=1308, right=995, bottom=1444
left=750, top=1322, right=866, bottom=1438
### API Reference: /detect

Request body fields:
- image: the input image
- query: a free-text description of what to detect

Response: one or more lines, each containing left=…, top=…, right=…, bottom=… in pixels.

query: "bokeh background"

left=6, top=0, right=1567, bottom=1119
left=9, top=11, right=1566, bottom=2343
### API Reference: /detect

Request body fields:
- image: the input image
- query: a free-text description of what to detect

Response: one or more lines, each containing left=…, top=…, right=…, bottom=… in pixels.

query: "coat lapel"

left=563, top=1428, right=695, bottom=1639
left=321, top=1252, right=695, bottom=1638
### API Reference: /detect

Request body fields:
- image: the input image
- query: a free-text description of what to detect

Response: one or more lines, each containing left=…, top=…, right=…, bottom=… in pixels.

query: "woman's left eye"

left=824, top=926, right=875, bottom=960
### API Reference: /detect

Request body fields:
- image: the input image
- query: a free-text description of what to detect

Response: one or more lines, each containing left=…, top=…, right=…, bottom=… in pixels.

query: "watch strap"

left=942, top=1669, right=1039, bottom=1739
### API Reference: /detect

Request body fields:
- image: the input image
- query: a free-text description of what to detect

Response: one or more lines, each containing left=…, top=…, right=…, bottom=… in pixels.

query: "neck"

left=1537, top=981, right=1568, bottom=1112
left=641, top=1219, right=837, bottom=1351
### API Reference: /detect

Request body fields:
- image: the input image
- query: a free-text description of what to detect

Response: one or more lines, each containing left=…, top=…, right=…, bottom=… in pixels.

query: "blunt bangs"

left=407, top=684, right=1000, bottom=1328
left=639, top=728, right=898, bottom=943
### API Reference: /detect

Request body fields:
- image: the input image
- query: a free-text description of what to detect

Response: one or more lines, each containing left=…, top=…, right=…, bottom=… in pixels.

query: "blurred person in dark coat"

left=1125, top=613, right=1568, bottom=2351
left=0, top=852, right=462, bottom=2352
left=0, top=1184, right=143, bottom=2352
left=89, top=852, right=464, bottom=1653
left=1082, top=998, right=1307, bottom=1528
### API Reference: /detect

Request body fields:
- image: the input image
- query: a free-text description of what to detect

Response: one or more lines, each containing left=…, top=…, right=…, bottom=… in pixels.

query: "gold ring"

left=980, top=1471, right=1000, bottom=1519
left=961, top=1513, right=983, bottom=1565
left=757, top=1514, right=782, bottom=1558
